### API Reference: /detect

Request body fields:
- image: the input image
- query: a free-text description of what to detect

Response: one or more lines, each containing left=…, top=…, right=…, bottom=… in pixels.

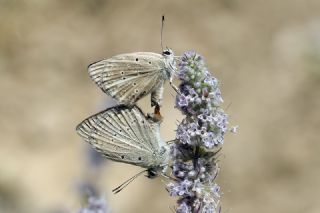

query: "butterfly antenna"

left=112, top=169, right=147, bottom=194
left=161, top=15, right=165, bottom=51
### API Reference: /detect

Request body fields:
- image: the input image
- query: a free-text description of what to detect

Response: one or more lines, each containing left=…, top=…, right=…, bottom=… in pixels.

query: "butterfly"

left=87, top=48, right=177, bottom=108
left=87, top=16, right=178, bottom=111
left=76, top=105, right=170, bottom=193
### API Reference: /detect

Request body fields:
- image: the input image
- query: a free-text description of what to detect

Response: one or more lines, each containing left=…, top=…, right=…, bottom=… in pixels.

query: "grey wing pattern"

left=88, top=52, right=166, bottom=105
left=76, top=105, right=165, bottom=168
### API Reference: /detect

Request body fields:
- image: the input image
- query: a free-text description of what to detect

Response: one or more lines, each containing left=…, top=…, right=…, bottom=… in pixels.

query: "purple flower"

left=176, top=124, right=192, bottom=144
left=168, top=51, right=232, bottom=212
left=202, top=132, right=216, bottom=148
left=204, top=76, right=218, bottom=89
left=77, top=196, right=108, bottom=213
left=177, top=201, right=191, bottom=213
left=176, top=94, right=189, bottom=107
left=167, top=182, right=183, bottom=197
left=188, top=122, right=198, bottom=137
left=210, top=184, right=221, bottom=198
left=209, top=89, right=223, bottom=106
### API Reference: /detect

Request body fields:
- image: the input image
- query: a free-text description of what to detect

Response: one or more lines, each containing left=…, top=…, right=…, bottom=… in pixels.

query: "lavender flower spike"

left=168, top=51, right=228, bottom=213
left=77, top=195, right=108, bottom=213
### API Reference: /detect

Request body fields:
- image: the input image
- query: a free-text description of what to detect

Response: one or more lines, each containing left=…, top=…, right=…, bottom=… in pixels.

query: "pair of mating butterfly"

left=76, top=18, right=178, bottom=193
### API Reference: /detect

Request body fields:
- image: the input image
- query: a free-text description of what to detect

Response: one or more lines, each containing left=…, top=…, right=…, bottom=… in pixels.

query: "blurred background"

left=1, top=0, right=320, bottom=212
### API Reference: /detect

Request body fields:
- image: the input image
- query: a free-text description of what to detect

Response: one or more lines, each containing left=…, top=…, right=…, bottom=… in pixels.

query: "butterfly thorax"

left=147, top=144, right=169, bottom=169
left=162, top=48, right=176, bottom=79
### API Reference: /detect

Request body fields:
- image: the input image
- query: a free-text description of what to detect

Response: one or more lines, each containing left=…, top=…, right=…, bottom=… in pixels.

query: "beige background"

left=1, top=0, right=320, bottom=212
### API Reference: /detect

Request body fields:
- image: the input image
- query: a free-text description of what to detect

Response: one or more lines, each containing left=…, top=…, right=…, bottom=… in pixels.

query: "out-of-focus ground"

left=1, top=0, right=320, bottom=212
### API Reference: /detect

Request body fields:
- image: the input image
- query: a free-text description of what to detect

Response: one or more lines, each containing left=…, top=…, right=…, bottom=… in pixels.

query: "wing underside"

left=88, top=52, right=166, bottom=105
left=76, top=105, right=162, bottom=168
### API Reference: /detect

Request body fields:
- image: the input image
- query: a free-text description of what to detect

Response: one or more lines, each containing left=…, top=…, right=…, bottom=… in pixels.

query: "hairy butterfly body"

left=88, top=49, right=176, bottom=107
left=76, top=105, right=169, bottom=175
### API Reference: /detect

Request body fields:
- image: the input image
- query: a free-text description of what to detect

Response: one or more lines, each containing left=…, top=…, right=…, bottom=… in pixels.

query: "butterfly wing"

left=76, top=105, right=168, bottom=168
left=88, top=52, right=167, bottom=105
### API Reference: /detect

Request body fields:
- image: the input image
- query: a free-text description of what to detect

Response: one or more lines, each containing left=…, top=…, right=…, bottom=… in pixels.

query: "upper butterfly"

left=87, top=48, right=176, bottom=107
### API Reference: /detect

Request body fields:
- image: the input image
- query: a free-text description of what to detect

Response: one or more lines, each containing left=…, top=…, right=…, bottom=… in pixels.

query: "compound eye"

left=163, top=50, right=171, bottom=55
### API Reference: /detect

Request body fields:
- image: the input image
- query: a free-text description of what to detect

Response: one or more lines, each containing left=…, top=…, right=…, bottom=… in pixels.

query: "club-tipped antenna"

left=112, top=169, right=148, bottom=194
left=161, top=15, right=165, bottom=51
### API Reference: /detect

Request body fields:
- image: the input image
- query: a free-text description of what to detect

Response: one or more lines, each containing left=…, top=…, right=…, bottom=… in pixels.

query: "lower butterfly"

left=76, top=105, right=170, bottom=193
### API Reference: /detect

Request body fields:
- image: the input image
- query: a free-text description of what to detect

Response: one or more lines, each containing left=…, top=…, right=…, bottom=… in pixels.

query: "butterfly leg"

left=169, top=76, right=180, bottom=94
left=147, top=104, right=163, bottom=122
left=159, top=165, right=173, bottom=180
left=161, top=173, right=176, bottom=181
left=160, top=166, right=178, bottom=181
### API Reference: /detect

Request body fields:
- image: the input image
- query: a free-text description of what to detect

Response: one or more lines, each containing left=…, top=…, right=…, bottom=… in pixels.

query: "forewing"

left=88, top=52, right=165, bottom=105
left=76, top=105, right=163, bottom=168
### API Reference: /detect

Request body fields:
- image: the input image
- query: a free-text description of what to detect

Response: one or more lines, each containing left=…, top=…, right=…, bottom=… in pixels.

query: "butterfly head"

left=146, top=168, right=158, bottom=179
left=162, top=48, right=174, bottom=58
